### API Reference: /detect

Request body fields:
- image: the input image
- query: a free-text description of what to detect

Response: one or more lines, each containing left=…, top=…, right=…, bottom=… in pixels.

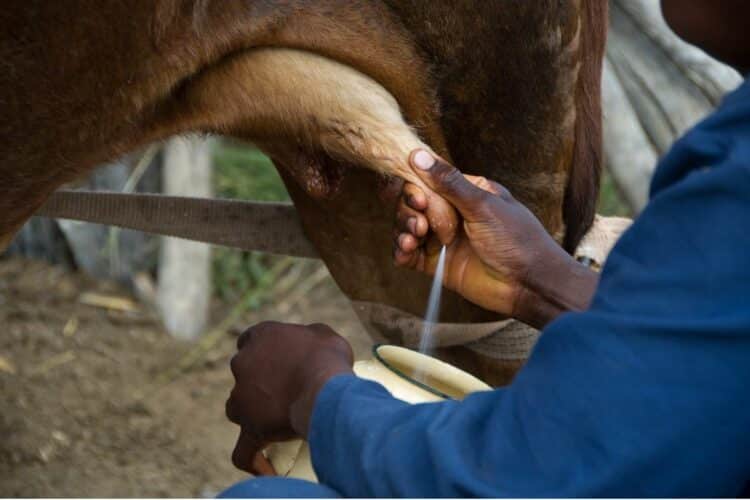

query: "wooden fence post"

left=158, top=136, right=213, bottom=340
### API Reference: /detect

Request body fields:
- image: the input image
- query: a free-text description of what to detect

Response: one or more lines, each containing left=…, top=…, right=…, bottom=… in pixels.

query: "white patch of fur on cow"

left=574, top=215, right=632, bottom=268
left=183, top=47, right=436, bottom=194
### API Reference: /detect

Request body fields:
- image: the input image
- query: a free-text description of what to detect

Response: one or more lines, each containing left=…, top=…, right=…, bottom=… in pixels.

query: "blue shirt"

left=307, top=78, right=750, bottom=497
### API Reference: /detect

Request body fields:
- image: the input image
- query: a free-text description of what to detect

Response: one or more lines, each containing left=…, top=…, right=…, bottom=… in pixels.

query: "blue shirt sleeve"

left=308, top=81, right=750, bottom=497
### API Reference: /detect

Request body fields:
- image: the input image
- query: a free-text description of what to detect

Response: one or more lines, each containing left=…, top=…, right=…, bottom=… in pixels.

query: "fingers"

left=394, top=190, right=429, bottom=264
left=422, top=190, right=459, bottom=245
left=393, top=234, right=441, bottom=275
left=252, top=451, right=278, bottom=476
left=252, top=451, right=279, bottom=476
left=394, top=181, right=453, bottom=268
left=231, top=429, right=277, bottom=475
left=396, top=183, right=429, bottom=239
left=231, top=427, right=264, bottom=473
left=396, top=232, right=420, bottom=253
left=410, top=150, right=492, bottom=221
left=394, top=166, right=508, bottom=271
left=225, top=390, right=242, bottom=424
left=394, top=245, right=419, bottom=268
left=396, top=201, right=428, bottom=238
left=403, top=183, right=427, bottom=211
left=394, top=182, right=430, bottom=268
left=400, top=159, right=460, bottom=245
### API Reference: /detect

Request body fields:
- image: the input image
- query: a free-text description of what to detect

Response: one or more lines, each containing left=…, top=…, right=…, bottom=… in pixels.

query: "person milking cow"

left=221, top=1, right=750, bottom=496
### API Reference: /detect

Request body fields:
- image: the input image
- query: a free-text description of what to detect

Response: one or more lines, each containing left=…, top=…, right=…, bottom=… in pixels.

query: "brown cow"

left=0, top=1, right=607, bottom=384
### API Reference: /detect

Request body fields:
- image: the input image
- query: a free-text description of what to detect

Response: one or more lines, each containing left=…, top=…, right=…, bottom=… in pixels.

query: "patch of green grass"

left=597, top=168, right=633, bottom=218
left=212, top=141, right=291, bottom=302
left=213, top=142, right=289, bottom=202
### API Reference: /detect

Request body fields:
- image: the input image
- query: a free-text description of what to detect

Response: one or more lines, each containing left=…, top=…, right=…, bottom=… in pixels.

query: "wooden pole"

left=158, top=136, right=213, bottom=340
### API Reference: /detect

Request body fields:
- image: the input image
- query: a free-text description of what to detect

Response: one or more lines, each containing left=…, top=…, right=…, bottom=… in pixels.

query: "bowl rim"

left=371, top=344, right=461, bottom=400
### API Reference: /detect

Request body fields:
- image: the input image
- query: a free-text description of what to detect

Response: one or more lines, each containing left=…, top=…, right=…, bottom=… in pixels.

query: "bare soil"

left=0, top=257, right=368, bottom=497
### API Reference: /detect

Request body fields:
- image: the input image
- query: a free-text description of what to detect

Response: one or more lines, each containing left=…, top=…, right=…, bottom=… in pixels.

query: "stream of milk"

left=417, top=244, right=447, bottom=357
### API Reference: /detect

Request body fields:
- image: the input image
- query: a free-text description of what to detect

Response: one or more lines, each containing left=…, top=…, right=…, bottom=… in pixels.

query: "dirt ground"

left=0, top=257, right=370, bottom=497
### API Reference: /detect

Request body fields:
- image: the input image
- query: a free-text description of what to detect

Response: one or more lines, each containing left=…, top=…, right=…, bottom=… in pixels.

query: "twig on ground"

left=79, top=292, right=140, bottom=313
left=28, top=350, right=76, bottom=376
left=62, top=316, right=79, bottom=337
left=276, top=265, right=330, bottom=314
left=0, top=355, right=17, bottom=375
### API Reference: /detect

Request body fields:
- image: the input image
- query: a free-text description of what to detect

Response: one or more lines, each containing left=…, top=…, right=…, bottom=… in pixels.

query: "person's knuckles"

left=332, top=336, right=355, bottom=364
left=425, top=158, right=463, bottom=191
left=394, top=247, right=415, bottom=267
left=395, top=232, right=407, bottom=250
left=231, top=448, right=248, bottom=472
left=252, top=320, right=289, bottom=335
left=407, top=217, right=418, bottom=235
left=305, top=325, right=354, bottom=362
left=409, top=249, right=423, bottom=270
left=237, top=320, right=285, bottom=349
left=398, top=233, right=418, bottom=252
left=410, top=153, right=487, bottom=214
left=307, top=322, right=337, bottom=336
left=402, top=182, right=426, bottom=202
left=470, top=194, right=507, bottom=221
left=229, top=353, right=242, bottom=378
left=406, top=192, right=427, bottom=210
left=424, top=194, right=459, bottom=245
left=413, top=214, right=428, bottom=236
left=396, top=207, right=418, bottom=234
left=325, top=330, right=353, bottom=358
left=256, top=321, right=310, bottom=347
left=397, top=210, right=427, bottom=239
left=232, top=432, right=260, bottom=473
left=415, top=251, right=427, bottom=272
left=225, top=392, right=243, bottom=425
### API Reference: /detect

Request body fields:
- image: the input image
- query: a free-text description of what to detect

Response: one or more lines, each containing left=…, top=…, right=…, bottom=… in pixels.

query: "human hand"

left=394, top=150, right=597, bottom=327
left=225, top=321, right=354, bottom=474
